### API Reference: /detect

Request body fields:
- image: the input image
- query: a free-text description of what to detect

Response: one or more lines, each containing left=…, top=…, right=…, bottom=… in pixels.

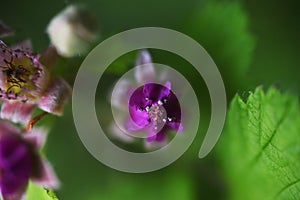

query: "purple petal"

left=146, top=126, right=168, bottom=142
left=128, top=85, right=150, bottom=109
left=128, top=106, right=150, bottom=128
left=164, top=81, right=171, bottom=90
left=167, top=122, right=183, bottom=132
left=31, top=159, right=60, bottom=189
left=1, top=101, right=35, bottom=124
left=124, top=117, right=144, bottom=131
left=134, top=49, right=155, bottom=84
left=0, top=135, right=32, bottom=197
left=37, top=77, right=72, bottom=115
left=1, top=184, right=26, bottom=200
left=161, top=89, right=181, bottom=125
left=0, top=121, right=19, bottom=137
left=143, top=83, right=170, bottom=103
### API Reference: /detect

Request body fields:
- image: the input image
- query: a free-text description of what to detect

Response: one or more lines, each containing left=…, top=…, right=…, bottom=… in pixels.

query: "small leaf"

left=26, top=182, right=58, bottom=200
left=217, top=87, right=300, bottom=200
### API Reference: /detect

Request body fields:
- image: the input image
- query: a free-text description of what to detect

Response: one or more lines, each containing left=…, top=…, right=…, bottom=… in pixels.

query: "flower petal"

left=167, top=122, right=183, bottom=132
left=111, top=79, right=131, bottom=110
left=146, top=126, right=168, bottom=142
left=37, top=77, right=72, bottom=115
left=134, top=49, right=155, bottom=84
left=109, top=123, right=134, bottom=142
left=124, top=117, right=144, bottom=132
left=31, top=159, right=60, bottom=189
left=1, top=183, right=27, bottom=200
left=0, top=120, right=19, bottom=136
left=143, top=83, right=170, bottom=103
left=0, top=101, right=35, bottom=124
left=38, top=45, right=58, bottom=70
left=23, top=128, right=47, bottom=150
left=164, top=81, right=171, bottom=90
left=0, top=135, right=31, bottom=200
left=128, top=105, right=150, bottom=127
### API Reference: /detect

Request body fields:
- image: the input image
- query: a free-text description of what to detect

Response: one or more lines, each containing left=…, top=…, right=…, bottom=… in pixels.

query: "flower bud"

left=47, top=5, right=99, bottom=57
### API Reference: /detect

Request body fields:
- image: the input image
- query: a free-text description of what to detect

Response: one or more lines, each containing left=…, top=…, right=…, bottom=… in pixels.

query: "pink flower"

left=0, top=120, right=59, bottom=200
left=111, top=50, right=183, bottom=148
left=0, top=40, right=72, bottom=124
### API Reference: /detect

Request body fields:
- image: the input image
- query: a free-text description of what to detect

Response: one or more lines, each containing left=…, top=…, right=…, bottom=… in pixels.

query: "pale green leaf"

left=26, top=182, right=58, bottom=200
left=217, top=87, right=300, bottom=200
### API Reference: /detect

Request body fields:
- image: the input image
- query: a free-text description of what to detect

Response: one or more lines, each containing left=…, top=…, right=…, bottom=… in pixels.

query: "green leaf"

left=26, top=182, right=58, bottom=200
left=217, top=87, right=300, bottom=200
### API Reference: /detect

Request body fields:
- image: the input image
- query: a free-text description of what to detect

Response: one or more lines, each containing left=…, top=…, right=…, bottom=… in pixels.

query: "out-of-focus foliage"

left=217, top=87, right=300, bottom=200
left=186, top=1, right=256, bottom=91
left=87, top=168, right=195, bottom=200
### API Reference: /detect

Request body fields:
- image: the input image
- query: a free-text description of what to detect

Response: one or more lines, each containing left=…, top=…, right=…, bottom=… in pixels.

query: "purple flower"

left=111, top=50, right=183, bottom=145
left=0, top=120, right=59, bottom=200
left=0, top=40, right=72, bottom=124
left=127, top=82, right=182, bottom=141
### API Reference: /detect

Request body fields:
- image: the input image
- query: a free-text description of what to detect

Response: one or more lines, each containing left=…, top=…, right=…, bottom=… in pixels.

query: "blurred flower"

left=0, top=40, right=72, bottom=124
left=46, top=4, right=99, bottom=57
left=111, top=50, right=182, bottom=146
left=0, top=120, right=59, bottom=200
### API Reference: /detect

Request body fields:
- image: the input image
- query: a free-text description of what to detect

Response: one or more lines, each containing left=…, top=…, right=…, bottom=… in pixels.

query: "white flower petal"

left=111, top=79, right=131, bottom=110
left=134, top=49, right=155, bottom=84
left=109, top=122, right=134, bottom=143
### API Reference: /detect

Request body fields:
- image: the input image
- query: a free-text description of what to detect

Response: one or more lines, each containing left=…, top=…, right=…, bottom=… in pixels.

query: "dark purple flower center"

left=128, top=83, right=181, bottom=137
left=0, top=135, right=33, bottom=195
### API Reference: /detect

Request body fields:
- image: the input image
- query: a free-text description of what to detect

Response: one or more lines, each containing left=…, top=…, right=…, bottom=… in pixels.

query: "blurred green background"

left=1, top=0, right=299, bottom=199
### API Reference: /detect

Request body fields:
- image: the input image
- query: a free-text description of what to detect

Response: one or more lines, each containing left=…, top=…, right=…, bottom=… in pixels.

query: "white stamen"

left=145, top=106, right=150, bottom=112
